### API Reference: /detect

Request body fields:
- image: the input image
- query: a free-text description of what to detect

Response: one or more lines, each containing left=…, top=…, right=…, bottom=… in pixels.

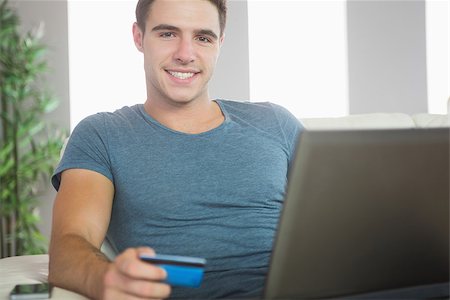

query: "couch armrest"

left=0, top=255, right=87, bottom=299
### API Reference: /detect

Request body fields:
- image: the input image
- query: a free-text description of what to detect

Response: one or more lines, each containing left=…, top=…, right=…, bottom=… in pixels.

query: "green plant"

left=0, top=0, right=66, bottom=257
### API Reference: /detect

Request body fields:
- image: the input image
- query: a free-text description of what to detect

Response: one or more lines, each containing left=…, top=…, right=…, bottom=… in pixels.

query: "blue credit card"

left=140, top=254, right=206, bottom=288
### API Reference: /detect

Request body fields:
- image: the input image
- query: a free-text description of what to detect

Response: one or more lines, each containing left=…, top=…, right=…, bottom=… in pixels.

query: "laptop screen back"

left=265, top=128, right=449, bottom=299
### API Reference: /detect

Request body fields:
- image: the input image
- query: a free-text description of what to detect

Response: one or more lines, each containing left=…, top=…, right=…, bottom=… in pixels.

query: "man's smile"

left=165, top=69, right=200, bottom=81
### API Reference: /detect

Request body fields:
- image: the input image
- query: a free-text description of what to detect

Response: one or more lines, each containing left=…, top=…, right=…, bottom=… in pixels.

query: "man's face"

left=134, top=0, right=223, bottom=106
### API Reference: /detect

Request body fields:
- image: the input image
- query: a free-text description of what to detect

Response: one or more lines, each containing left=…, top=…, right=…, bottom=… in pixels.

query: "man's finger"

left=136, top=246, right=156, bottom=256
left=115, top=248, right=167, bottom=280
left=104, top=265, right=171, bottom=299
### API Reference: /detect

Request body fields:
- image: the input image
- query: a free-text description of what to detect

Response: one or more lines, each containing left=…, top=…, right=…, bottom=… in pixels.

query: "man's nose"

left=174, top=38, right=195, bottom=64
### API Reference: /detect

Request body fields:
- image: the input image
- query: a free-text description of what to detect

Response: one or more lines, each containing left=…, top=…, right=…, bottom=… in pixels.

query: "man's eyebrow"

left=151, top=24, right=180, bottom=32
left=151, top=24, right=219, bottom=41
left=195, top=29, right=218, bottom=41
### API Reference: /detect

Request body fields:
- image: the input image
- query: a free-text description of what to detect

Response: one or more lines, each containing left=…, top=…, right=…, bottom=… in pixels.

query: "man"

left=49, top=0, right=302, bottom=299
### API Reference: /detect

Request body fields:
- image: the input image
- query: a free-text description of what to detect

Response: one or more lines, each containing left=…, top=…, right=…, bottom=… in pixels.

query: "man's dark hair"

left=136, top=0, right=227, bottom=36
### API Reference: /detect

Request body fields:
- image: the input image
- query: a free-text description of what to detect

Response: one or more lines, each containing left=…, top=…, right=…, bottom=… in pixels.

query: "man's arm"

left=49, top=169, right=171, bottom=299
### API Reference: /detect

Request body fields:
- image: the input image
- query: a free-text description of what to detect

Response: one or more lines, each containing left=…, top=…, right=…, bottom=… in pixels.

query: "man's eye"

left=160, top=32, right=175, bottom=38
left=197, top=36, right=211, bottom=43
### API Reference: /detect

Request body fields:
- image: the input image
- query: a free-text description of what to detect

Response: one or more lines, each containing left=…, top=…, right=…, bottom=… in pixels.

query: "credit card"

left=140, top=254, right=206, bottom=288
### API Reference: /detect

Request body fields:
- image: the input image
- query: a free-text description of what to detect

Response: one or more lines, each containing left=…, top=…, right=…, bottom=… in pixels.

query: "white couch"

left=300, top=99, right=449, bottom=130
left=1, top=101, right=448, bottom=300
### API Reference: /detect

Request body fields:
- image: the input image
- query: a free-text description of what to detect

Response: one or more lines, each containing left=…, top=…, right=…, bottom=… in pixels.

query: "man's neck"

left=143, top=97, right=224, bottom=134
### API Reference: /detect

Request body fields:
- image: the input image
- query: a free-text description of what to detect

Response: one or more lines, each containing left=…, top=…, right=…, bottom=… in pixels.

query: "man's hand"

left=102, top=247, right=172, bottom=299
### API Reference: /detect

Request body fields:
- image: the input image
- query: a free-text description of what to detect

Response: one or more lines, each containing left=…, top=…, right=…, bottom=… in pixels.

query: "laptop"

left=264, top=128, right=449, bottom=299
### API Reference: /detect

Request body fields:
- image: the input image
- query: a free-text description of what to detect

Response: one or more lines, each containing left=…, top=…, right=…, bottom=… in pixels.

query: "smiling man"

left=136, top=0, right=225, bottom=132
left=49, top=0, right=302, bottom=299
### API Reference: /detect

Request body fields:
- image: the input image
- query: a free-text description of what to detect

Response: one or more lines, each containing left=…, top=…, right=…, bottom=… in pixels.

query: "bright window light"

left=248, top=0, right=348, bottom=118
left=426, top=0, right=449, bottom=114
left=68, top=0, right=146, bottom=130
left=67, top=1, right=447, bottom=128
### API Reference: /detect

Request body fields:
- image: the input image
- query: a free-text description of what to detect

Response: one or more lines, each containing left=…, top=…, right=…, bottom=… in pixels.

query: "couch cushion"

left=412, top=113, right=450, bottom=128
left=300, top=113, right=416, bottom=130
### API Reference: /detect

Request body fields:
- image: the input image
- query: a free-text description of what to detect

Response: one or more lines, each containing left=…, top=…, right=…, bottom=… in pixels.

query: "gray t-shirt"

left=52, top=99, right=302, bottom=299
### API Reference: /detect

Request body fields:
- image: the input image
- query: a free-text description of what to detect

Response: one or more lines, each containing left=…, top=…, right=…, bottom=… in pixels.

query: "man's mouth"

left=167, top=71, right=196, bottom=80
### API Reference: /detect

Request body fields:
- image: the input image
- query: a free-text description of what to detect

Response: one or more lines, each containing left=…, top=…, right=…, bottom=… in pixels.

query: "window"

left=247, top=0, right=348, bottom=118
left=68, top=0, right=145, bottom=130
left=67, top=0, right=447, bottom=130
left=426, top=0, right=449, bottom=114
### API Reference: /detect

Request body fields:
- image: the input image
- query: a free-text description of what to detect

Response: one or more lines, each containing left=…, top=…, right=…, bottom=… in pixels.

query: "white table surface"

left=0, top=254, right=88, bottom=300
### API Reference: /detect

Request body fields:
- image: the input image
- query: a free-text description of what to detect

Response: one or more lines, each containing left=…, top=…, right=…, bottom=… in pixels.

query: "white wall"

left=209, top=1, right=250, bottom=101
left=347, top=0, right=428, bottom=114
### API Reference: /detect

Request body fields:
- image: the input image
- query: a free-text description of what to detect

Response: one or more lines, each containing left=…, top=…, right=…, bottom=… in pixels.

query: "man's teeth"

left=169, top=71, right=195, bottom=79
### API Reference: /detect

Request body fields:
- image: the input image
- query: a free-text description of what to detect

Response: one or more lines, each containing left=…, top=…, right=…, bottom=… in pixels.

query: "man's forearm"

left=49, top=233, right=110, bottom=299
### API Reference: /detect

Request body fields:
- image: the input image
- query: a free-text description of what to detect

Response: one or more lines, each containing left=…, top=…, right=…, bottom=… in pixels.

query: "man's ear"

left=219, top=33, right=225, bottom=48
left=132, top=22, right=144, bottom=52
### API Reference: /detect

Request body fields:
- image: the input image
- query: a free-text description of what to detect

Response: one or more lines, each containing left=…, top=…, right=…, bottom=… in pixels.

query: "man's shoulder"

left=217, top=99, right=302, bottom=148
left=218, top=99, right=298, bottom=123
left=218, top=99, right=272, bottom=109
left=75, top=105, right=142, bottom=129
left=218, top=99, right=284, bottom=115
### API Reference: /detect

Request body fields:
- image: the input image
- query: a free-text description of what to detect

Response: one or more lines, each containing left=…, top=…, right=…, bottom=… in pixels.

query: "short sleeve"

left=269, top=103, right=303, bottom=161
left=51, top=113, right=113, bottom=191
